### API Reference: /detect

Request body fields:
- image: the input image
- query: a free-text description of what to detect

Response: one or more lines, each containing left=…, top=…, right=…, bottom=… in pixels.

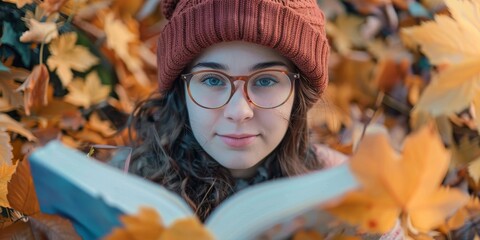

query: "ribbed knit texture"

left=157, top=0, right=329, bottom=99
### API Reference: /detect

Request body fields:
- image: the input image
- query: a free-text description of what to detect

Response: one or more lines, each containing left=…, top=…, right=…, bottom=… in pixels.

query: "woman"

left=129, top=0, right=344, bottom=221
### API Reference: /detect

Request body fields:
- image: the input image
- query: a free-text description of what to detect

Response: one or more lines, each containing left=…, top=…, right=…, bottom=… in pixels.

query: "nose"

left=223, top=82, right=254, bottom=122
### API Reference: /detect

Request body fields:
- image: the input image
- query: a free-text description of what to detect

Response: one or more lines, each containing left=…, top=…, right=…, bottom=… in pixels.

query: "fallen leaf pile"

left=0, top=0, right=480, bottom=238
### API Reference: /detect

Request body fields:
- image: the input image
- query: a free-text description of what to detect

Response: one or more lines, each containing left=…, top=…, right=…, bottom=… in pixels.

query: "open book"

left=29, top=141, right=358, bottom=240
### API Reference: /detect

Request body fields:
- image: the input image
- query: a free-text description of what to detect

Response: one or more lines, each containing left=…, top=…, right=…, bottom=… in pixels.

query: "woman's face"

left=185, top=41, right=295, bottom=178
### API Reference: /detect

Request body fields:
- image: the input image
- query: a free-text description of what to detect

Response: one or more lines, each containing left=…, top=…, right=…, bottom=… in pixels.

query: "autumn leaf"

left=308, top=84, right=352, bottom=133
left=104, top=207, right=165, bottom=240
left=401, top=0, right=480, bottom=122
left=160, top=218, right=214, bottom=240
left=29, top=213, right=81, bottom=239
left=46, top=32, right=99, bottom=86
left=105, top=207, right=214, bottom=240
left=0, top=113, right=37, bottom=142
left=0, top=64, right=30, bottom=108
left=39, top=0, right=69, bottom=15
left=2, top=0, right=34, bottom=8
left=0, top=130, right=13, bottom=165
left=64, top=71, right=110, bottom=108
left=104, top=13, right=149, bottom=86
left=0, top=130, right=17, bottom=208
left=19, top=18, right=58, bottom=43
left=86, top=112, right=116, bottom=137
left=292, top=229, right=324, bottom=240
left=7, top=158, right=40, bottom=216
left=327, top=125, right=469, bottom=234
left=16, top=64, right=50, bottom=116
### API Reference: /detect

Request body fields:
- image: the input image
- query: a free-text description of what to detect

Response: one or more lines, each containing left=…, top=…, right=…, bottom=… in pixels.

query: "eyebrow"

left=190, top=61, right=289, bottom=72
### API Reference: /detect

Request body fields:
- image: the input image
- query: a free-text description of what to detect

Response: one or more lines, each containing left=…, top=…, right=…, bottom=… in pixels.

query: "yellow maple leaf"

left=16, top=64, right=50, bottom=116
left=104, top=13, right=149, bottom=86
left=401, top=0, right=480, bottom=122
left=104, top=207, right=214, bottom=240
left=0, top=130, right=17, bottom=208
left=64, top=71, right=110, bottom=109
left=327, top=125, right=469, bottom=234
left=2, top=0, right=34, bottom=8
left=46, top=32, right=99, bottom=86
left=19, top=18, right=58, bottom=43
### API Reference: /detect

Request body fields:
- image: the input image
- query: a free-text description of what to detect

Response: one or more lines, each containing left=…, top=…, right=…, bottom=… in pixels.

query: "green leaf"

left=1, top=22, right=32, bottom=66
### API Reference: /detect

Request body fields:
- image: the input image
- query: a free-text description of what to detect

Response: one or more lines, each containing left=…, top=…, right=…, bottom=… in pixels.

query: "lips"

left=218, top=134, right=258, bottom=148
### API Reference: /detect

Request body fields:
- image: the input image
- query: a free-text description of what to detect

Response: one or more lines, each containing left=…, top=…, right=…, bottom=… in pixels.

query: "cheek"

left=186, top=97, right=218, bottom=142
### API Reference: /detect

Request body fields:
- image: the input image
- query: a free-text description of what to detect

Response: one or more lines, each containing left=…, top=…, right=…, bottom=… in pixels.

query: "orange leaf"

left=160, top=218, right=214, bottom=240
left=7, top=158, right=40, bottom=216
left=328, top=125, right=469, bottom=233
left=0, top=162, right=18, bottom=208
left=16, top=64, right=50, bottom=116
left=292, top=229, right=324, bottom=240
left=104, top=207, right=164, bottom=240
left=39, top=0, right=69, bottom=15
left=2, top=0, right=34, bottom=8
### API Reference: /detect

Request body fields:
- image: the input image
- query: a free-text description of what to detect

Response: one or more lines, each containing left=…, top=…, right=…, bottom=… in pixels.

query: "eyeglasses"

left=181, top=69, right=299, bottom=109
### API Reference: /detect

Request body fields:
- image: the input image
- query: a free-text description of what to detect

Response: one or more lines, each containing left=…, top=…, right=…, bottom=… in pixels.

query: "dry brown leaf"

left=7, top=158, right=40, bottom=216
left=0, top=65, right=30, bottom=109
left=58, top=110, right=86, bottom=131
left=46, top=32, right=99, bottom=86
left=33, top=98, right=78, bottom=120
left=19, top=18, right=58, bottom=43
left=64, top=71, right=111, bottom=108
left=328, top=125, right=469, bottom=233
left=16, top=64, right=49, bottom=116
left=29, top=213, right=81, bottom=239
left=2, top=0, right=34, bottom=8
left=0, top=113, right=37, bottom=142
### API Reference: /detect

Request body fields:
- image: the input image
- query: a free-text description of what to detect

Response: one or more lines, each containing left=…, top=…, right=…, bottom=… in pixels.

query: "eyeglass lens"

left=188, top=71, right=292, bottom=108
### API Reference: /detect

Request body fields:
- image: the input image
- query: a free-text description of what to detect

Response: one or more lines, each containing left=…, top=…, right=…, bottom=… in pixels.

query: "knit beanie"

left=157, top=0, right=329, bottom=99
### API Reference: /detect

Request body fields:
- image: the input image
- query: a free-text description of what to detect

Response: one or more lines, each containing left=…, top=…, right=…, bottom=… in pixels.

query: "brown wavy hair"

left=128, top=74, right=323, bottom=221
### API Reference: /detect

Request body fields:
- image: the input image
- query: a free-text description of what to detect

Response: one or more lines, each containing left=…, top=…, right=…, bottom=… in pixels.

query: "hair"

left=128, top=73, right=323, bottom=221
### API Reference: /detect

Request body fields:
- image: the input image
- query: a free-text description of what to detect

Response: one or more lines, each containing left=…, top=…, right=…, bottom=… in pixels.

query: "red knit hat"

left=157, top=0, right=330, bottom=98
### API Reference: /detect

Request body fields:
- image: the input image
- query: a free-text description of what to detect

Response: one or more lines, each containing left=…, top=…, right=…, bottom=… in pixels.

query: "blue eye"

left=255, top=77, right=277, bottom=87
left=202, top=76, right=226, bottom=87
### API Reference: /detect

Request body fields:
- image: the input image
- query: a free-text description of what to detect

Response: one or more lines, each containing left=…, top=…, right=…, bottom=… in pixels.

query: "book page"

left=29, top=141, right=194, bottom=238
left=205, top=163, right=358, bottom=240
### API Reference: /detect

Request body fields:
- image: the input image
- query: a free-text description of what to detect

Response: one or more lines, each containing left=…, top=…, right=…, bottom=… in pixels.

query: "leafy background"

left=1, top=0, right=480, bottom=239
